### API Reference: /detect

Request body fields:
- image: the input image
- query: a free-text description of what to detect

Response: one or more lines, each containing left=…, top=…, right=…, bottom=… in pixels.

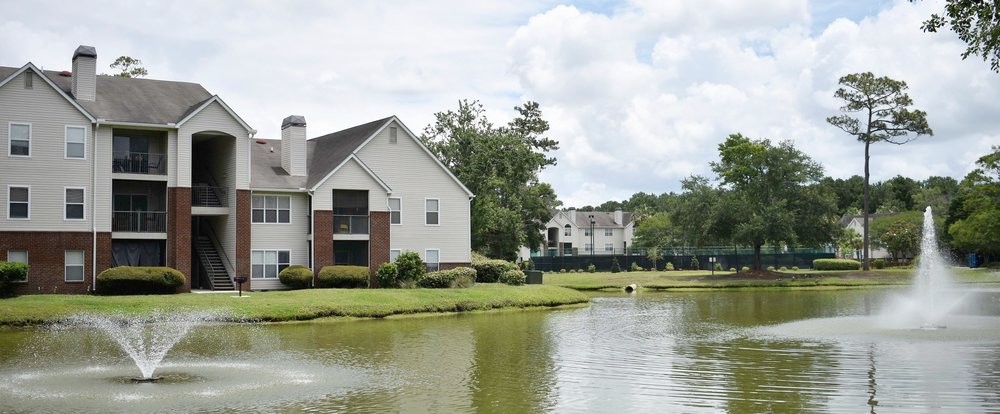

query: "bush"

left=690, top=256, right=700, bottom=270
left=559, top=268, right=567, bottom=273
left=499, top=269, right=526, bottom=285
left=96, top=266, right=184, bottom=295
left=611, top=257, right=621, bottom=273
left=741, top=266, right=750, bottom=272
left=779, top=266, right=788, bottom=271
left=472, top=255, right=517, bottom=283
left=587, top=264, right=596, bottom=273
left=518, top=260, right=534, bottom=271
left=872, top=259, right=886, bottom=269
left=317, top=265, right=369, bottom=288
left=279, top=265, right=313, bottom=289
left=376, top=262, right=399, bottom=288
left=792, top=266, right=799, bottom=271
left=714, top=263, right=723, bottom=271
left=767, top=266, right=775, bottom=271
left=665, top=262, right=674, bottom=271
left=396, top=251, right=426, bottom=283
left=728, top=267, right=736, bottom=272
left=812, top=258, right=862, bottom=271
left=0, top=261, right=28, bottom=297
left=630, top=262, right=642, bottom=272
left=417, top=267, right=477, bottom=288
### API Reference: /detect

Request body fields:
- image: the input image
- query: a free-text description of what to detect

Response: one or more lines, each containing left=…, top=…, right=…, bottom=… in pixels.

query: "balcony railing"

left=113, top=151, right=166, bottom=175
left=192, top=185, right=228, bottom=207
left=334, top=215, right=369, bottom=235
left=112, top=211, right=166, bottom=232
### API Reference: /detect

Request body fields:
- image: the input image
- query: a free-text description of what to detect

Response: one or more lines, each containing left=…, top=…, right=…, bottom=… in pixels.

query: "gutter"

left=91, top=120, right=101, bottom=292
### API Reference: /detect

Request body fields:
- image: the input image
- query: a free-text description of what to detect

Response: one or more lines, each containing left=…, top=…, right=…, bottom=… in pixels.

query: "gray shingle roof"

left=250, top=139, right=309, bottom=190
left=571, top=211, right=633, bottom=227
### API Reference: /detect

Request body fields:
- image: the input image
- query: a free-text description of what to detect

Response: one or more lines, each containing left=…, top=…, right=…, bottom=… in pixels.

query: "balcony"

left=113, top=151, right=166, bottom=175
left=334, top=215, right=369, bottom=235
left=112, top=211, right=166, bottom=233
left=192, top=185, right=228, bottom=207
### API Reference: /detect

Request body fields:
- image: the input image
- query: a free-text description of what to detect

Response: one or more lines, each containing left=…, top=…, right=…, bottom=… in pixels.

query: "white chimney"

left=71, top=45, right=97, bottom=101
left=614, top=208, right=623, bottom=225
left=568, top=207, right=576, bottom=223
left=281, top=115, right=307, bottom=176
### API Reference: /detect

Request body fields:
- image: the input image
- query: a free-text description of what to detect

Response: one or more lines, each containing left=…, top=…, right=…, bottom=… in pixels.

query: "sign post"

left=708, top=257, right=717, bottom=275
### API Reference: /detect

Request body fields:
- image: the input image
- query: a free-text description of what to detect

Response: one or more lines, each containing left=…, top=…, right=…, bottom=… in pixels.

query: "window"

left=605, top=228, right=614, bottom=237
left=65, top=126, right=86, bottom=159
left=390, top=249, right=401, bottom=262
left=389, top=197, right=401, bottom=224
left=8, top=186, right=28, bottom=219
left=585, top=243, right=593, bottom=252
left=7, top=250, right=27, bottom=282
left=564, top=224, right=572, bottom=236
left=584, top=228, right=592, bottom=237
left=251, top=250, right=290, bottom=279
left=389, top=127, right=398, bottom=144
left=605, top=243, right=614, bottom=252
left=65, top=188, right=85, bottom=220
left=24, top=71, right=33, bottom=89
left=425, top=199, right=439, bottom=225
left=65, top=250, right=85, bottom=282
left=252, top=195, right=290, bottom=223
left=9, top=123, right=30, bottom=156
left=425, top=249, right=440, bottom=272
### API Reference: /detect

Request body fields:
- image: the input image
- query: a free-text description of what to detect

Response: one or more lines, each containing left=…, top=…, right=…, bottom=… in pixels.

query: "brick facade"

left=368, top=210, right=391, bottom=287
left=1, top=231, right=111, bottom=295
left=313, top=210, right=333, bottom=278
left=167, top=187, right=192, bottom=292
left=235, top=190, right=251, bottom=279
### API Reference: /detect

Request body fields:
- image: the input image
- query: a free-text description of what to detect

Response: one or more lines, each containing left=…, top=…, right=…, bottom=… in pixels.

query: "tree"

left=709, top=134, right=837, bottom=271
left=948, top=146, right=1000, bottom=256
left=916, top=0, right=1000, bottom=72
left=834, top=227, right=863, bottom=259
left=633, top=212, right=676, bottom=250
left=915, top=176, right=960, bottom=218
left=827, top=72, right=933, bottom=270
left=672, top=176, right=725, bottom=249
left=422, top=100, right=560, bottom=260
left=646, top=247, right=663, bottom=271
left=880, top=220, right=921, bottom=262
left=109, top=56, right=148, bottom=78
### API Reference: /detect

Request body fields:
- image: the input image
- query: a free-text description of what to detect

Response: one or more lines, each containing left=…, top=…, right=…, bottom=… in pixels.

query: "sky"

left=3, top=0, right=997, bottom=208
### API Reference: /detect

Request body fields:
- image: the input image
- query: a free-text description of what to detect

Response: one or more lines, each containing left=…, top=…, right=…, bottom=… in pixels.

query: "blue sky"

left=2, top=0, right=997, bottom=208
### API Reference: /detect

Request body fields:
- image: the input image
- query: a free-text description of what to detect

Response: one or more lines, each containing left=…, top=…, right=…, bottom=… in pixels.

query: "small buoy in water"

left=624, top=284, right=637, bottom=293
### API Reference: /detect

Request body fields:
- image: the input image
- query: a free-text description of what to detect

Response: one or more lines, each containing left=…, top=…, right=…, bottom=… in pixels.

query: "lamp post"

left=589, top=215, right=595, bottom=258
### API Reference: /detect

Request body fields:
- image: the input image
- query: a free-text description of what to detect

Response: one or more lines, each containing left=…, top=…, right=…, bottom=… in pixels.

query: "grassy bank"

left=543, top=268, right=1000, bottom=291
left=0, top=284, right=589, bottom=327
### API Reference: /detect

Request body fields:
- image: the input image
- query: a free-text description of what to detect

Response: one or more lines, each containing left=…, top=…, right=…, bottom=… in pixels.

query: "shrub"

left=714, top=263, right=723, bottom=271
left=96, top=266, right=185, bottom=295
left=729, top=267, right=736, bottom=272
left=690, top=256, right=700, bottom=270
left=560, top=268, right=567, bottom=273
left=630, top=262, right=642, bottom=272
left=376, top=262, right=399, bottom=288
left=317, top=265, right=369, bottom=288
left=611, top=257, right=621, bottom=273
left=766, top=266, right=775, bottom=271
left=518, top=260, right=534, bottom=271
left=792, top=266, right=799, bottom=271
left=472, top=255, right=517, bottom=283
left=587, top=264, right=596, bottom=273
left=0, top=261, right=28, bottom=297
left=872, top=259, right=886, bottom=269
left=499, top=269, right=526, bottom=285
left=279, top=265, right=313, bottom=289
left=417, top=267, right=477, bottom=288
left=396, top=251, right=426, bottom=283
left=665, top=262, right=674, bottom=271
left=779, top=266, right=788, bottom=271
left=812, top=258, right=862, bottom=271
left=741, top=266, right=750, bottom=272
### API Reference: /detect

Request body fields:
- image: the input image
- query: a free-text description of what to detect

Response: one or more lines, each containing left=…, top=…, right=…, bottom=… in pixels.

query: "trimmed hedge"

left=96, top=266, right=185, bottom=295
left=417, top=267, right=477, bottom=288
left=813, top=258, right=862, bottom=271
left=0, top=261, right=28, bottom=298
left=317, top=265, right=369, bottom=288
left=499, top=269, right=526, bottom=286
left=471, top=256, right=517, bottom=283
left=279, top=265, right=313, bottom=289
left=376, top=262, right=400, bottom=288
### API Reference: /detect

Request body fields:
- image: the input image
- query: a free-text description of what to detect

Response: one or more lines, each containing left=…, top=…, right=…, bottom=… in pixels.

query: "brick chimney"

left=281, top=115, right=307, bottom=176
left=71, top=45, right=97, bottom=101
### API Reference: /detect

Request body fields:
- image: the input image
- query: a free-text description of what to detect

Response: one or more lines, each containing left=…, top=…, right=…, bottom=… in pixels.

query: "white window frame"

left=7, top=250, right=27, bottom=282
left=251, top=195, right=291, bottom=224
left=65, top=125, right=87, bottom=159
left=65, top=250, right=85, bottom=282
left=251, top=249, right=291, bottom=279
left=389, top=249, right=401, bottom=262
left=605, top=228, right=614, bottom=237
left=7, top=185, right=29, bottom=220
left=425, top=249, right=440, bottom=272
left=584, top=243, right=593, bottom=252
left=564, top=224, right=572, bottom=237
left=389, top=126, right=398, bottom=144
left=388, top=197, right=402, bottom=225
left=604, top=243, right=614, bottom=252
left=8, top=122, right=31, bottom=157
left=425, top=198, right=440, bottom=226
left=64, top=187, right=86, bottom=220
left=584, top=228, right=592, bottom=237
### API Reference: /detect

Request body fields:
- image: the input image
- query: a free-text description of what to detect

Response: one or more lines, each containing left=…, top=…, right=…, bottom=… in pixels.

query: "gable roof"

left=837, top=212, right=898, bottom=227
left=307, top=117, right=393, bottom=189
left=250, top=139, right=308, bottom=190
left=554, top=210, right=633, bottom=228
left=0, top=63, right=96, bottom=122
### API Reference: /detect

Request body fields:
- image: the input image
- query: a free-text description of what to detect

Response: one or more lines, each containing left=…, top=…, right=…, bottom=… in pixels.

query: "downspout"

left=308, top=189, right=315, bottom=286
left=91, top=120, right=101, bottom=292
left=245, top=130, right=256, bottom=283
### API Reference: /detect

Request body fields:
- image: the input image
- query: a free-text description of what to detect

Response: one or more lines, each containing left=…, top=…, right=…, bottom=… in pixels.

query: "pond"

left=2, top=287, right=1000, bottom=413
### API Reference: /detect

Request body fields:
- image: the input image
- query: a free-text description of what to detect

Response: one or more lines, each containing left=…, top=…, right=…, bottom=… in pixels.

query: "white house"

left=518, top=207, right=635, bottom=260
left=837, top=213, right=893, bottom=260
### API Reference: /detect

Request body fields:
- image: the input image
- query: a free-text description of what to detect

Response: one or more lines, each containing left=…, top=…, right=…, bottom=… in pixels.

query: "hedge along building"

left=250, top=116, right=474, bottom=289
left=0, top=46, right=255, bottom=294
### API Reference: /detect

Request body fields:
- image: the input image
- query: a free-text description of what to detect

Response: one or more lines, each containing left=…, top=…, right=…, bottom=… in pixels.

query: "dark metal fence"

left=529, top=249, right=835, bottom=272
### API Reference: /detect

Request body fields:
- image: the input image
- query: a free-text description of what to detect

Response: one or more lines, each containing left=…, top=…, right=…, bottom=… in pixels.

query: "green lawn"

left=0, top=284, right=589, bottom=327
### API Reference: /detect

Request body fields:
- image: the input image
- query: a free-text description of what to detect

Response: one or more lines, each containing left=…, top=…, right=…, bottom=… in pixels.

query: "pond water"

left=2, top=287, right=1000, bottom=413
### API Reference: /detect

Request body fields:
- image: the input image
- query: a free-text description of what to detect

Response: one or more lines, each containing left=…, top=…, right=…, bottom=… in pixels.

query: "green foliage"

left=587, top=264, right=596, bottom=273
left=742, top=266, right=751, bottom=272
left=792, top=266, right=799, bottom=271
left=518, top=259, right=534, bottom=271
left=779, top=266, right=788, bottom=271
left=714, top=263, right=723, bottom=271
left=317, top=265, right=369, bottom=289
left=645, top=246, right=663, bottom=271
left=559, top=268, right=567, bottom=273
left=634, top=212, right=676, bottom=250
left=879, top=220, right=921, bottom=261
left=729, top=267, right=737, bottom=272
left=422, top=100, right=560, bottom=260
left=96, top=266, right=184, bottom=295
left=813, top=259, right=862, bottom=271
left=665, top=262, right=674, bottom=271
left=610, top=257, right=621, bottom=273
left=418, top=267, right=477, bottom=288
left=499, top=269, right=526, bottom=285
left=0, top=261, right=28, bottom=297
left=690, top=256, right=700, bottom=270
left=630, top=262, right=642, bottom=272
left=109, top=56, right=148, bottom=78
left=948, top=146, right=1000, bottom=255
left=872, top=259, right=887, bottom=269
left=376, top=262, right=400, bottom=288
left=918, top=0, right=1000, bottom=72
left=396, top=252, right=426, bottom=283
left=471, top=253, right=517, bottom=283
left=279, top=265, right=314, bottom=289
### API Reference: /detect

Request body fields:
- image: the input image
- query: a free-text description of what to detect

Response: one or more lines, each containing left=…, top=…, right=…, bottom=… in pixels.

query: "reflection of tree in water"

left=868, top=343, right=878, bottom=414
left=468, top=311, right=557, bottom=414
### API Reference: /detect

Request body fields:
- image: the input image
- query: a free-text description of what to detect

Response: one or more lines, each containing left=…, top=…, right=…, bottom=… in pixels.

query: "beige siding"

left=93, top=126, right=113, bottom=231
left=355, top=120, right=471, bottom=264
left=312, top=158, right=388, bottom=211
left=250, top=191, right=309, bottom=290
left=0, top=71, right=95, bottom=231
left=177, top=101, right=249, bottom=188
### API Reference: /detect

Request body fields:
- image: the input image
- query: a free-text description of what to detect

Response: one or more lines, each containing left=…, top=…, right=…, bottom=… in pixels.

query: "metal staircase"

left=195, top=236, right=234, bottom=290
